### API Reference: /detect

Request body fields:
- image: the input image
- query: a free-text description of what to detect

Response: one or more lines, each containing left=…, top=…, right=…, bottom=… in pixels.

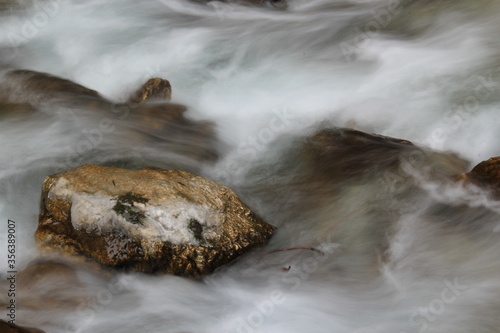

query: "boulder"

left=0, top=320, right=45, bottom=333
left=36, top=164, right=275, bottom=277
left=302, top=127, right=469, bottom=182
left=127, top=77, right=172, bottom=104
left=303, top=127, right=415, bottom=180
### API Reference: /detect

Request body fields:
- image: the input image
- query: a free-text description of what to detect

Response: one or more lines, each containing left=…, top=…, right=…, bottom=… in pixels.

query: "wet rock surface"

left=302, top=127, right=469, bottom=184
left=0, top=320, right=45, bottom=333
left=303, top=127, right=415, bottom=180
left=462, top=156, right=500, bottom=196
left=36, top=164, right=275, bottom=277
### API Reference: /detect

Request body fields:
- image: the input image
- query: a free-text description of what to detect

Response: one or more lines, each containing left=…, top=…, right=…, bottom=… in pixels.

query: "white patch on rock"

left=49, top=177, right=74, bottom=201
left=70, top=192, right=221, bottom=246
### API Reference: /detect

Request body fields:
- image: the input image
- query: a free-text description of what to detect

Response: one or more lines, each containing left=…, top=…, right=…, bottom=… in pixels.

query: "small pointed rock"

left=128, top=77, right=172, bottom=104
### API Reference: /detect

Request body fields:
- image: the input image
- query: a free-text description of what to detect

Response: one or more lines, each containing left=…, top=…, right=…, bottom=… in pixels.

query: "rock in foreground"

left=36, top=164, right=275, bottom=277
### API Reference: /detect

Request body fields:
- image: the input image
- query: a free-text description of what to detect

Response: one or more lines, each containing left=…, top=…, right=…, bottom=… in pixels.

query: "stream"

left=1, top=0, right=500, bottom=332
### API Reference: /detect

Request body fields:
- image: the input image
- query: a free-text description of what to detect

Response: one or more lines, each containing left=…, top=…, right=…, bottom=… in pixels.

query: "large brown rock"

left=36, top=164, right=275, bottom=277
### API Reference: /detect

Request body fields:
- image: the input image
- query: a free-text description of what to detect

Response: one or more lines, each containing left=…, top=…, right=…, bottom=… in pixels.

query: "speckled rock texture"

left=36, top=164, right=275, bottom=277
left=127, top=77, right=172, bottom=104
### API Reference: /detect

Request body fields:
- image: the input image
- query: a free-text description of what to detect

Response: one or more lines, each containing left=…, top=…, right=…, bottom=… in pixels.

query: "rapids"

left=1, top=0, right=500, bottom=332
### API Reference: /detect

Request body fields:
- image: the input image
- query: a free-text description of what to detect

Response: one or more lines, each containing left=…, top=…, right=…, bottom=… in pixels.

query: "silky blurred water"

left=1, top=0, right=500, bottom=332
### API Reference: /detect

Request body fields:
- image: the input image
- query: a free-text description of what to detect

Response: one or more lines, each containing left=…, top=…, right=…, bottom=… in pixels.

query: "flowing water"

left=1, top=0, right=500, bottom=332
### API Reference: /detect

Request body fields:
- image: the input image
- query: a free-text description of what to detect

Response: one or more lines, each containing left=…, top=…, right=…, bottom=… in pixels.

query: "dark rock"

left=461, top=156, right=500, bottom=196
left=191, top=0, right=287, bottom=9
left=303, top=127, right=416, bottom=180
left=36, top=164, right=275, bottom=277
left=237, top=0, right=287, bottom=8
left=0, top=103, right=37, bottom=119
left=0, top=69, right=171, bottom=109
left=302, top=127, right=469, bottom=183
left=0, top=320, right=45, bottom=333
left=0, top=70, right=103, bottom=109
left=469, top=156, right=500, bottom=186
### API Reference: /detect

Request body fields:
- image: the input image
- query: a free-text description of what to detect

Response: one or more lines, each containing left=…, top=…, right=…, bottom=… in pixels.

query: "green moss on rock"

left=112, top=192, right=149, bottom=225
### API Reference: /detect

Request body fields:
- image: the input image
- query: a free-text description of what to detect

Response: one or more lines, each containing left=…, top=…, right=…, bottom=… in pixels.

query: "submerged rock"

left=0, top=103, right=36, bottom=119
left=0, top=258, right=100, bottom=311
left=302, top=127, right=469, bottom=182
left=234, top=0, right=287, bottom=8
left=36, top=164, right=275, bottom=277
left=0, top=70, right=103, bottom=108
left=0, top=320, right=45, bottom=333
left=303, top=127, right=415, bottom=180
left=0, top=69, right=219, bottom=162
left=191, top=0, right=287, bottom=9
left=0, top=70, right=174, bottom=111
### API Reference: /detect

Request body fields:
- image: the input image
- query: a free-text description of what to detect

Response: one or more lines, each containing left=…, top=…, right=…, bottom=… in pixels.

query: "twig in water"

left=263, top=246, right=324, bottom=256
